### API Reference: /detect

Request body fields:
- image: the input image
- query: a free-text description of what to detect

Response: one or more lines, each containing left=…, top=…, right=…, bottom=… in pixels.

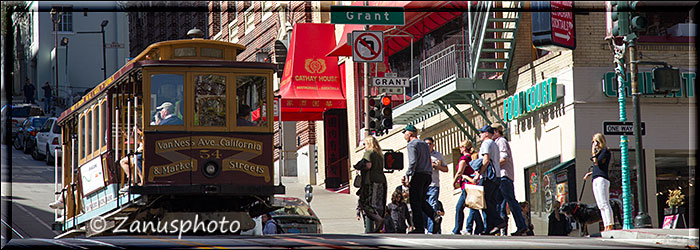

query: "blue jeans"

left=497, top=177, right=527, bottom=231
left=423, top=186, right=440, bottom=234
left=483, top=177, right=504, bottom=233
left=44, top=96, right=52, bottom=113
left=466, top=208, right=485, bottom=234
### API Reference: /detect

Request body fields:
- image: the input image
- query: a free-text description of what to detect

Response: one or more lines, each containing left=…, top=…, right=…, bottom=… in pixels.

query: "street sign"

left=352, top=31, right=383, bottom=63
left=105, top=42, right=124, bottom=48
left=330, top=6, right=405, bottom=25
left=377, top=87, right=404, bottom=95
left=532, top=1, right=576, bottom=51
left=602, top=121, right=646, bottom=136
left=550, top=1, right=575, bottom=49
left=372, top=77, right=409, bottom=87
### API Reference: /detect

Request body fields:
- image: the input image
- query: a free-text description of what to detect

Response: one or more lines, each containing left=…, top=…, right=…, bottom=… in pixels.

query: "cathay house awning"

left=277, top=23, right=346, bottom=121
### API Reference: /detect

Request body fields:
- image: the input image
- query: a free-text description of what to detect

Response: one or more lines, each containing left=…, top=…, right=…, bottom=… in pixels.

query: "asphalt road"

left=0, top=144, right=690, bottom=249
left=2, top=233, right=684, bottom=249
left=1, top=144, right=61, bottom=243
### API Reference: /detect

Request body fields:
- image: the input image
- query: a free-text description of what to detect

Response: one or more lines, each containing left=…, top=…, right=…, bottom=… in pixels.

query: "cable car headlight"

left=203, top=161, right=219, bottom=178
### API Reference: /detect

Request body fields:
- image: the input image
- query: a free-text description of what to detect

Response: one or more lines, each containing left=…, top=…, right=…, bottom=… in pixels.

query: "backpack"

left=266, top=219, right=284, bottom=234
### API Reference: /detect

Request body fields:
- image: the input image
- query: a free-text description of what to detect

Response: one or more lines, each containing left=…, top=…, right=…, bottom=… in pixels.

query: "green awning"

left=543, top=158, right=576, bottom=176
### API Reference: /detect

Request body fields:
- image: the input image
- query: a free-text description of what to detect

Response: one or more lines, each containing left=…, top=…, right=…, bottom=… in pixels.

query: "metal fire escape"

left=392, top=1, right=521, bottom=142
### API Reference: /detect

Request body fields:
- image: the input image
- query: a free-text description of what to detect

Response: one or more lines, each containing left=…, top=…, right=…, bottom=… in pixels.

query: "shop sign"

left=504, top=78, right=559, bottom=123
left=601, top=71, right=696, bottom=98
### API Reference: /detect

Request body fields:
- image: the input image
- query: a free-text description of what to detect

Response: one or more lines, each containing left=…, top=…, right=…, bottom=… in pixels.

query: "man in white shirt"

left=474, top=125, right=506, bottom=235
left=423, top=137, right=447, bottom=234
left=491, top=123, right=528, bottom=236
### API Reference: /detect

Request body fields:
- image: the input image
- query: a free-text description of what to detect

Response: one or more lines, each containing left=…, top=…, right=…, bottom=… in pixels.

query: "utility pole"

left=627, top=0, right=653, bottom=228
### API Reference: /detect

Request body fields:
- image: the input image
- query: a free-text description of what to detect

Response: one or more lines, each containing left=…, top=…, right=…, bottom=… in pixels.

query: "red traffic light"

left=368, top=98, right=376, bottom=107
left=381, top=96, right=391, bottom=106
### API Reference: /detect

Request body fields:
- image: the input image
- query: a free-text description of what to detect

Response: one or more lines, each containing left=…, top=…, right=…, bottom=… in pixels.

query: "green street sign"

left=330, top=6, right=404, bottom=25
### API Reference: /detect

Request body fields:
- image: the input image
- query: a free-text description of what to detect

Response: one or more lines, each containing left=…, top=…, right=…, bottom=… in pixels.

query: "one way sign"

left=602, top=121, right=646, bottom=136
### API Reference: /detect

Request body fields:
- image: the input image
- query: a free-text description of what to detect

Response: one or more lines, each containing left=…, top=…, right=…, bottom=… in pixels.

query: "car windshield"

left=271, top=198, right=315, bottom=217
left=32, top=118, right=48, bottom=128
left=12, top=107, right=31, bottom=117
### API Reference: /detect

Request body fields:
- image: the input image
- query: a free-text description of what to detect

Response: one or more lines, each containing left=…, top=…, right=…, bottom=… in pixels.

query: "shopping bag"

left=464, top=184, right=485, bottom=210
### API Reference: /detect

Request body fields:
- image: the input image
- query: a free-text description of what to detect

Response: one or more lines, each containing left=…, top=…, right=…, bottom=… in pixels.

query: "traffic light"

left=611, top=1, right=630, bottom=37
left=368, top=97, right=382, bottom=135
left=379, top=95, right=393, bottom=134
left=651, top=66, right=681, bottom=93
left=628, top=2, right=647, bottom=32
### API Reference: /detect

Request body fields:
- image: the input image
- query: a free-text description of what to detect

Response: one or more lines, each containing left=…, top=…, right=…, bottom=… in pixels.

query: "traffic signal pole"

left=629, top=41, right=653, bottom=229
left=612, top=40, right=633, bottom=229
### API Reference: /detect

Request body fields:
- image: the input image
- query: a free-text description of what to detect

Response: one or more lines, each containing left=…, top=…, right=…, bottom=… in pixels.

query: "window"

left=229, top=22, right=239, bottom=43
left=220, top=1, right=225, bottom=33
left=92, top=107, right=99, bottom=153
left=41, top=119, right=53, bottom=132
left=236, top=76, right=267, bottom=128
left=79, top=114, right=85, bottom=161
left=201, top=48, right=223, bottom=58
left=150, top=74, right=184, bottom=126
left=194, top=74, right=227, bottom=127
left=244, top=10, right=255, bottom=34
left=52, top=6, right=73, bottom=32
left=87, top=110, right=93, bottom=157
left=261, top=1, right=273, bottom=21
left=99, top=100, right=107, bottom=150
left=174, top=47, right=196, bottom=57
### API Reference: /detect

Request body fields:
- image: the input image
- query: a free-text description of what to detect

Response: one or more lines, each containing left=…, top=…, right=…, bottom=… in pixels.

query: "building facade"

left=335, top=1, right=695, bottom=235
left=207, top=1, right=335, bottom=186
left=17, top=1, right=129, bottom=113
left=127, top=1, right=209, bottom=58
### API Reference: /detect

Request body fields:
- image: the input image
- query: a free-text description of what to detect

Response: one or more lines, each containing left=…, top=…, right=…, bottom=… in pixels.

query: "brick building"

left=127, top=1, right=209, bottom=57
left=208, top=1, right=333, bottom=185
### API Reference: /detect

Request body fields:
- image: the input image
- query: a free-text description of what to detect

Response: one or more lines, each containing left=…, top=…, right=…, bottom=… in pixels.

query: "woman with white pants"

left=583, top=133, right=614, bottom=232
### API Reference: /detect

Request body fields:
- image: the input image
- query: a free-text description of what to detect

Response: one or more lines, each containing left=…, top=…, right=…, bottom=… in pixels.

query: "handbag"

left=464, top=183, right=486, bottom=210
left=353, top=171, right=362, bottom=188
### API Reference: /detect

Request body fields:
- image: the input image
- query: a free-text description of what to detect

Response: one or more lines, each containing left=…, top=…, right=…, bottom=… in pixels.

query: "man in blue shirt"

left=473, top=125, right=506, bottom=235
left=401, top=125, right=441, bottom=234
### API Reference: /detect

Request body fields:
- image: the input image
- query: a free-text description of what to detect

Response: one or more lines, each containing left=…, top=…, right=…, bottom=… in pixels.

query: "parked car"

left=7, top=104, right=44, bottom=142
left=242, top=197, right=322, bottom=235
left=14, top=116, right=48, bottom=154
left=271, top=197, right=322, bottom=234
left=34, top=117, right=62, bottom=164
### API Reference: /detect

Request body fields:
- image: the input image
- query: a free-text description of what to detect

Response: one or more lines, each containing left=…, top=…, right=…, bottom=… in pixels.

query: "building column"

left=644, top=149, right=658, bottom=228
left=283, top=121, right=297, bottom=176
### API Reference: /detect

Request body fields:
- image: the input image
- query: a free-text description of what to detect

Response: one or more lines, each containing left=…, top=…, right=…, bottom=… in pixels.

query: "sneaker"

left=48, top=200, right=64, bottom=209
left=119, top=185, right=130, bottom=194
left=488, top=222, right=508, bottom=235
left=511, top=227, right=528, bottom=236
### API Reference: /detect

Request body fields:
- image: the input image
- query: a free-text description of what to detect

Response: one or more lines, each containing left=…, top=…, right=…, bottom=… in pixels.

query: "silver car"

left=34, top=117, right=62, bottom=165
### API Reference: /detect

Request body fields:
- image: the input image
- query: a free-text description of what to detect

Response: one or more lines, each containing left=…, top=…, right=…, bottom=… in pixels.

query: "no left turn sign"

left=352, top=31, right=383, bottom=62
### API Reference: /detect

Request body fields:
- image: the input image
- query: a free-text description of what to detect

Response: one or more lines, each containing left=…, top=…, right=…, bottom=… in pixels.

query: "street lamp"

left=77, top=20, right=109, bottom=80
left=101, top=20, right=108, bottom=80
left=61, top=37, right=69, bottom=101
left=50, top=8, right=62, bottom=97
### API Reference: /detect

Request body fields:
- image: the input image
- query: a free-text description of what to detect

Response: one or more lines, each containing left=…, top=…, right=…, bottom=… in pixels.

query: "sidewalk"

left=279, top=176, right=365, bottom=234
left=601, top=228, right=698, bottom=248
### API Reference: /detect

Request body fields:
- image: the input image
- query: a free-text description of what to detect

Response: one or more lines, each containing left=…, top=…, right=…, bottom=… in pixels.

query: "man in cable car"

left=157, top=102, right=183, bottom=125
left=236, top=104, right=256, bottom=126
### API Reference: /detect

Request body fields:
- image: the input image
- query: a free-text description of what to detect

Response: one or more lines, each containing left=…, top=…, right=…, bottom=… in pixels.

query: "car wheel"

left=13, top=137, right=22, bottom=150
left=46, top=146, right=53, bottom=166
left=31, top=145, right=40, bottom=160
left=23, top=139, right=32, bottom=154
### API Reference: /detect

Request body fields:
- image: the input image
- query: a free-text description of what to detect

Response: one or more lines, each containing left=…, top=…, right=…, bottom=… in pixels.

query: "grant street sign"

left=372, top=77, right=409, bottom=87
left=330, top=6, right=404, bottom=25
left=603, top=121, right=646, bottom=136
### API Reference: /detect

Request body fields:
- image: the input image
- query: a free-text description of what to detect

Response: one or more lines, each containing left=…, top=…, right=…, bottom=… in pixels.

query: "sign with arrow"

left=550, top=1, right=575, bottom=49
left=602, top=121, right=646, bottom=136
left=531, top=1, right=576, bottom=51
left=352, top=31, right=383, bottom=63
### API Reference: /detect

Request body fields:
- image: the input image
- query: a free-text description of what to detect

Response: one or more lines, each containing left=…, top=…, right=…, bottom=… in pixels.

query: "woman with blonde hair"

left=583, top=133, right=614, bottom=231
left=357, top=136, right=387, bottom=233
left=451, top=140, right=484, bottom=234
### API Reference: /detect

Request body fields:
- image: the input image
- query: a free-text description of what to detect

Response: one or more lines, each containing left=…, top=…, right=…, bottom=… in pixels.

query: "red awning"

left=327, top=1, right=469, bottom=58
left=277, top=23, right=346, bottom=121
